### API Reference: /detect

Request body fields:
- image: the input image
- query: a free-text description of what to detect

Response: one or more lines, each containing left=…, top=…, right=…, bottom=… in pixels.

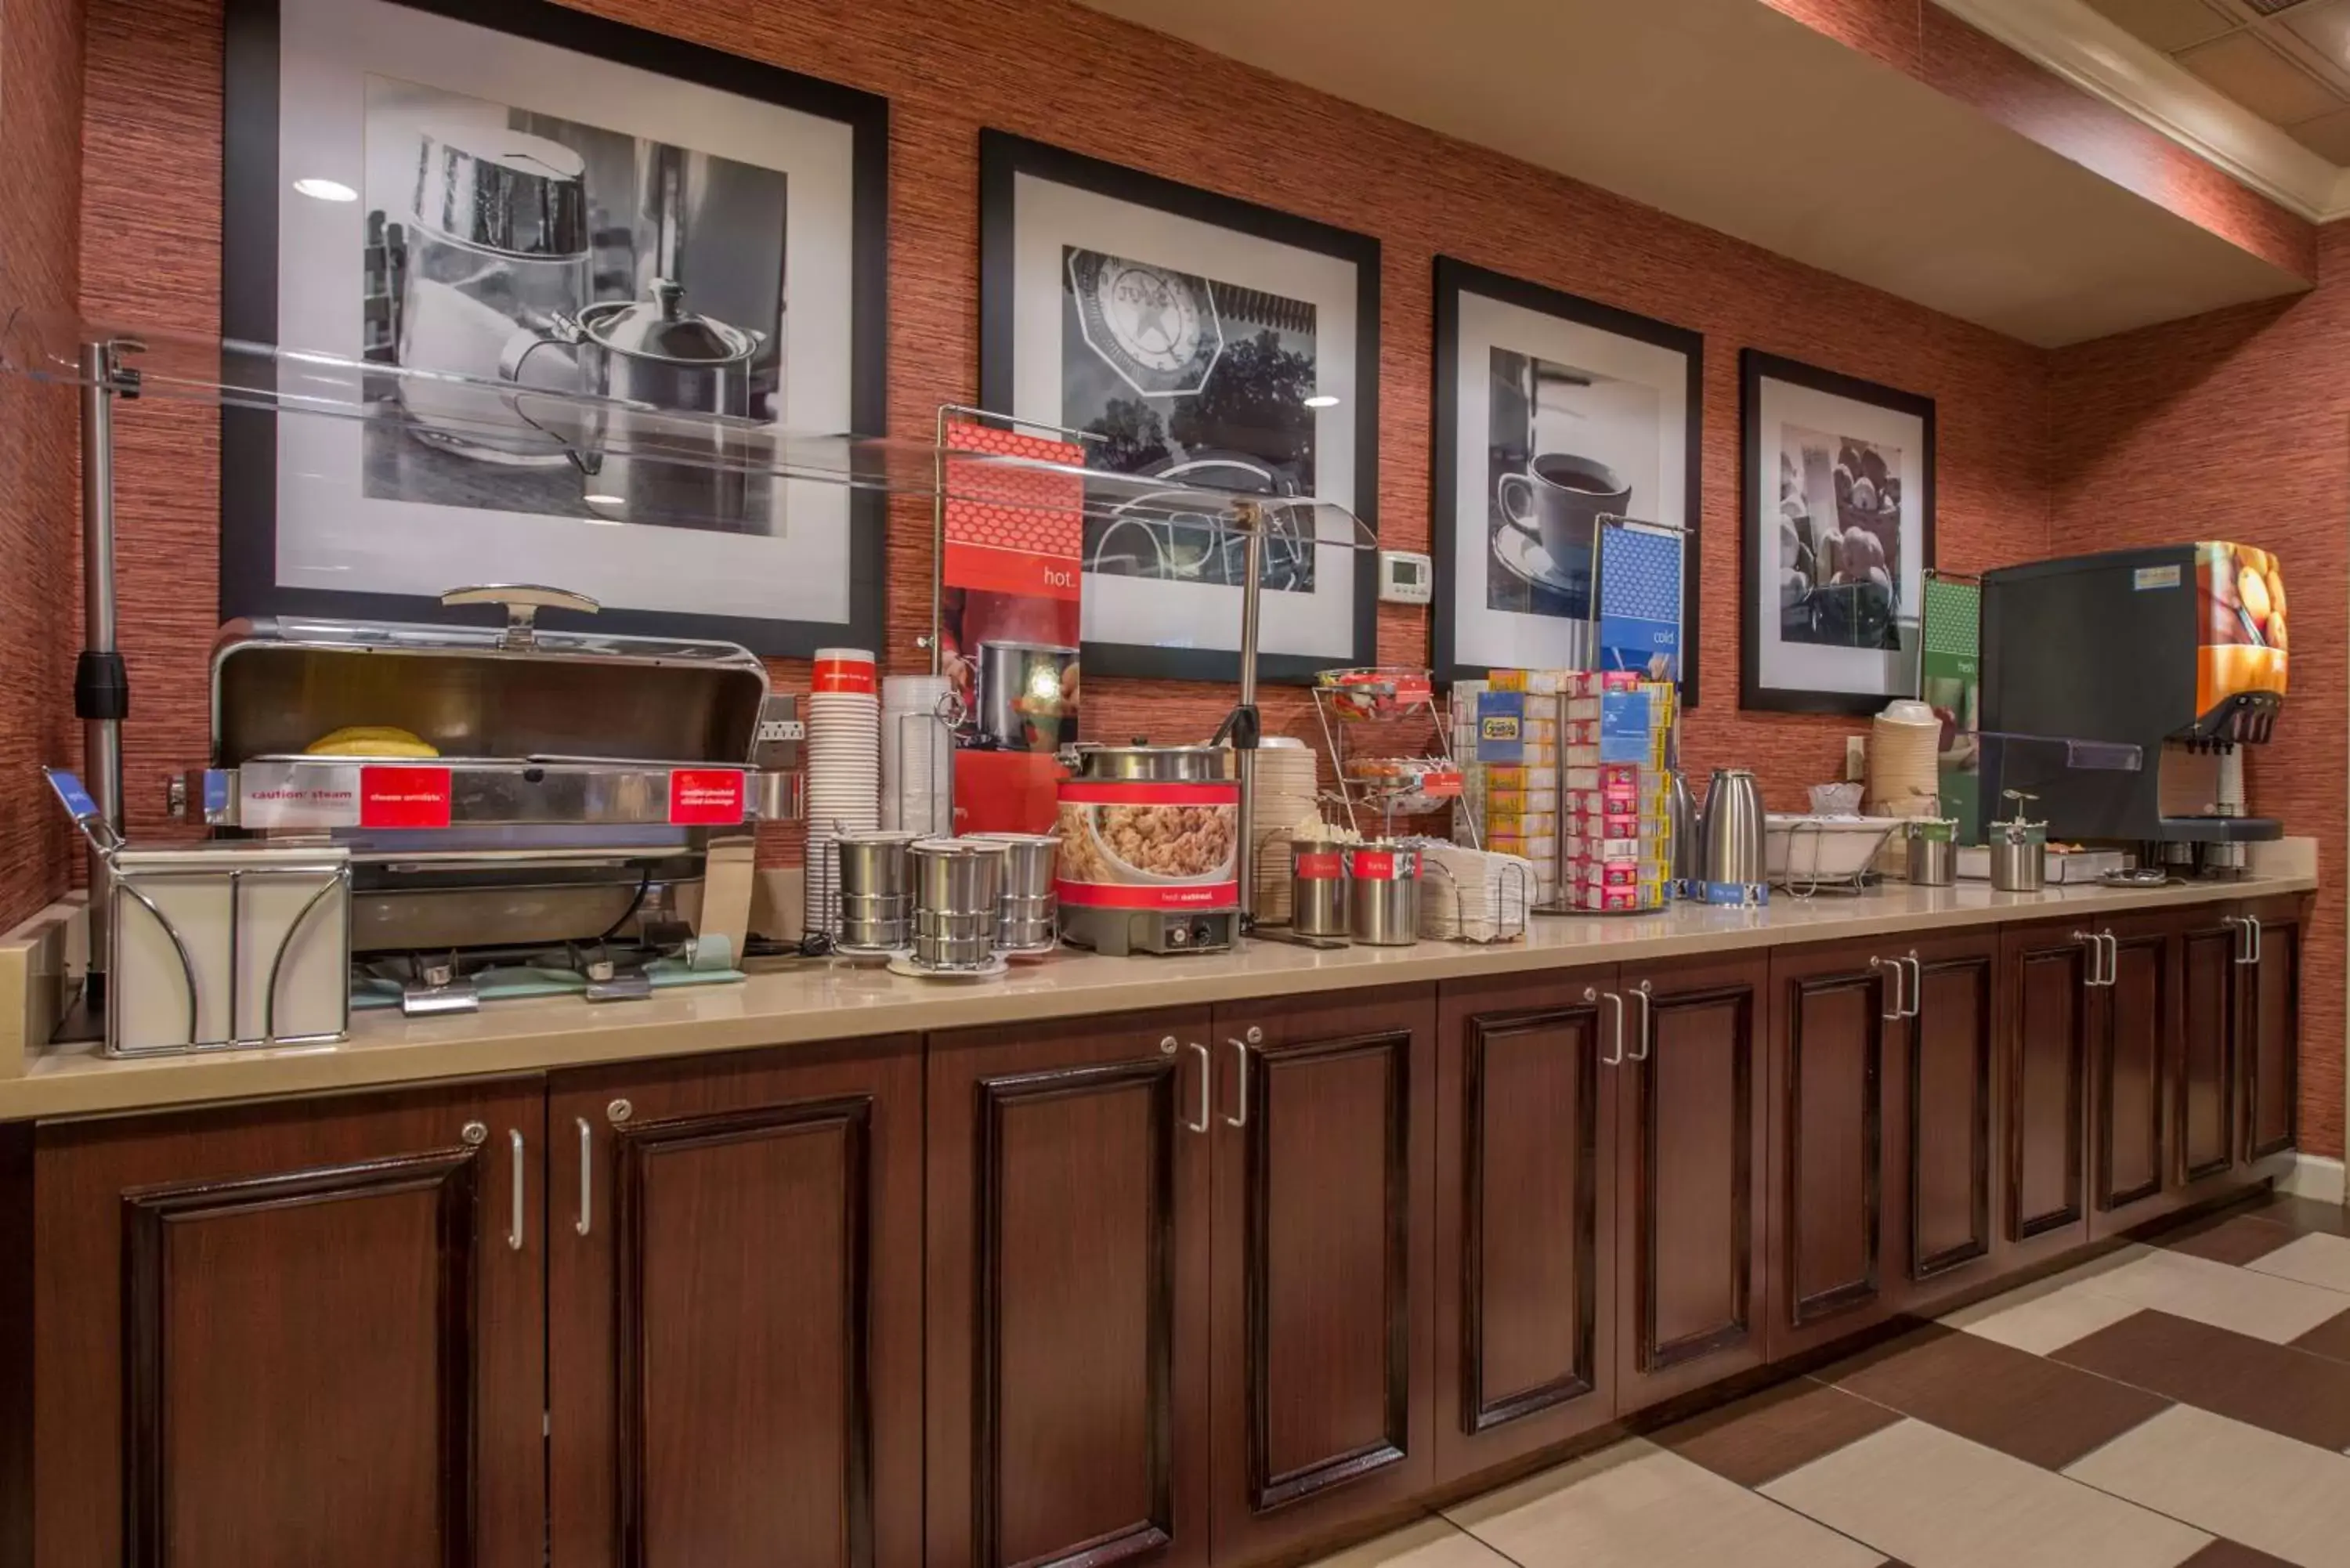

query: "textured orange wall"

left=0, top=0, right=85, bottom=933
left=2051, top=221, right=2350, bottom=1159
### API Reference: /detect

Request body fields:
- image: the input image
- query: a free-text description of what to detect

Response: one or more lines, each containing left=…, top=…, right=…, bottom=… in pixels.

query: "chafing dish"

left=192, top=586, right=801, bottom=977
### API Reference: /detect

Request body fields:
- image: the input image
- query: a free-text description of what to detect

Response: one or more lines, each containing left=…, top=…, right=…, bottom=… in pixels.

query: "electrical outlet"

left=1845, top=735, right=1867, bottom=782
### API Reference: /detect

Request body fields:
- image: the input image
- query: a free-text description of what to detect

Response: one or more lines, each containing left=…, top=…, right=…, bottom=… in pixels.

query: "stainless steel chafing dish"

left=192, top=586, right=802, bottom=966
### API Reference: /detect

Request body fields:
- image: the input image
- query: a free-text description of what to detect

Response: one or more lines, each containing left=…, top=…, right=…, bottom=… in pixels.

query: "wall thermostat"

left=1378, top=550, right=1434, bottom=605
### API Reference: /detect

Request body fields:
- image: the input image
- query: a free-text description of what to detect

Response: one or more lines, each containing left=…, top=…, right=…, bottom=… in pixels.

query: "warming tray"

left=199, top=756, right=796, bottom=832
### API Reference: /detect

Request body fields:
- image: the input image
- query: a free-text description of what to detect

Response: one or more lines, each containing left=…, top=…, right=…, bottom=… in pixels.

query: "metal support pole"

left=1235, top=504, right=1264, bottom=923
left=77, top=342, right=128, bottom=1000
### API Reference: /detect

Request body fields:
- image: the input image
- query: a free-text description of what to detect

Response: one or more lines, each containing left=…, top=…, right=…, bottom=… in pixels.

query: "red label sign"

left=668, top=769, right=748, bottom=826
left=1350, top=850, right=1408, bottom=881
left=357, top=766, right=453, bottom=829
left=812, top=658, right=877, bottom=695
left=1293, top=851, right=1343, bottom=880
left=1055, top=878, right=1239, bottom=909
left=1058, top=780, right=1241, bottom=807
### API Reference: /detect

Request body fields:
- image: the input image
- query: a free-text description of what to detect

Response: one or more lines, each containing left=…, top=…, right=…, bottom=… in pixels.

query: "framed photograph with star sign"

left=978, top=129, right=1379, bottom=683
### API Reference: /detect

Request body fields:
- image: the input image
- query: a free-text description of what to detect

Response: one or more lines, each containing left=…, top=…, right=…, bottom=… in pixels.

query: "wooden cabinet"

left=551, top=1036, right=924, bottom=1568
left=2175, top=909, right=2240, bottom=1194
left=2089, top=912, right=2176, bottom=1238
left=925, top=1007, right=1213, bottom=1568
left=2001, top=921, right=2095, bottom=1264
left=1434, top=969, right=1620, bottom=1482
left=2240, top=894, right=2302, bottom=1162
left=30, top=1078, right=548, bottom=1568
left=1901, top=931, right=2003, bottom=1306
left=1209, top=987, right=1436, bottom=1563
left=1765, top=939, right=1894, bottom=1360
left=1617, top=953, right=1769, bottom=1413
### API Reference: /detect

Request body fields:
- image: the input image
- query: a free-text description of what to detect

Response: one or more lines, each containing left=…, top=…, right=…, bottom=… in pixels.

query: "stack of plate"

left=806, top=648, right=881, bottom=937
left=1417, top=843, right=1537, bottom=942
left=1253, top=739, right=1325, bottom=923
left=881, top=673, right=953, bottom=836
left=1867, top=699, right=1941, bottom=817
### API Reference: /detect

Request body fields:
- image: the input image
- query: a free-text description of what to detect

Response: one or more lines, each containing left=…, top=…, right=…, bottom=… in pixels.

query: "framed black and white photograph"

left=978, top=130, right=1379, bottom=684
left=222, top=0, right=888, bottom=655
left=1741, top=350, right=1935, bottom=714
left=1431, top=257, right=1701, bottom=695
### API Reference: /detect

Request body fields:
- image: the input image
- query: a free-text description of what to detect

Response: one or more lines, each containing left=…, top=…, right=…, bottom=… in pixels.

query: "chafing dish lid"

left=1070, top=742, right=1234, bottom=781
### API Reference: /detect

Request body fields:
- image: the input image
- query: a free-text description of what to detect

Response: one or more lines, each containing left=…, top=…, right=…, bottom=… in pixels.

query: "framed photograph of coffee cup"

left=221, top=0, right=888, bottom=656
left=979, top=130, right=1379, bottom=685
left=1430, top=257, right=1702, bottom=699
left=1740, top=350, right=1935, bottom=714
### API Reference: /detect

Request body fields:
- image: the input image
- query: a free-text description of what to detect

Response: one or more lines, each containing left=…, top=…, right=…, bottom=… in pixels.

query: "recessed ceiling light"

left=291, top=177, right=358, bottom=203
left=1303, top=395, right=1341, bottom=409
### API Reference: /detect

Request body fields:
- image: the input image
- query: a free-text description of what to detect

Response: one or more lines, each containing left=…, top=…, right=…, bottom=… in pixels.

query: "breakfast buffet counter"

left=1, top=867, right=2315, bottom=1122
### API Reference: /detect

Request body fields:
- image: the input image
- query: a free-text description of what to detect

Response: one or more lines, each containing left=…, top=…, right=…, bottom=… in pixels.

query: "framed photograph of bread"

left=1740, top=349, right=1936, bottom=714
left=978, top=130, right=1379, bottom=685
left=220, top=0, right=888, bottom=656
left=1430, top=256, right=1702, bottom=699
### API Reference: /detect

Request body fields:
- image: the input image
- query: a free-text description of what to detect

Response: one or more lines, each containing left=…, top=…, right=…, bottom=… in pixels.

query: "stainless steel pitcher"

left=1701, top=768, right=1766, bottom=900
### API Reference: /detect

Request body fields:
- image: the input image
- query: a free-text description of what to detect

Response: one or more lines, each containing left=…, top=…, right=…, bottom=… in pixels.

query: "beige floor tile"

left=2244, top=1234, right=2350, bottom=1299
left=1303, top=1516, right=1518, bottom=1568
left=2070, top=1248, right=2350, bottom=1343
left=2065, top=1404, right=2350, bottom=1566
left=1936, top=1245, right=2157, bottom=1332
left=1762, top=1418, right=2211, bottom=1568
left=1446, top=1436, right=1882, bottom=1568
left=1947, top=1278, right=2149, bottom=1356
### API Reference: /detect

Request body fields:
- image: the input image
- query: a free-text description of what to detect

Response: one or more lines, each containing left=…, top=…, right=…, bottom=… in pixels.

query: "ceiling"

left=2086, top=0, right=2350, bottom=161
left=1076, top=0, right=2307, bottom=347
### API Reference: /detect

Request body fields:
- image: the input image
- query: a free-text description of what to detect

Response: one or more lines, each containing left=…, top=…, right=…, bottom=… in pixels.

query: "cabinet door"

left=1765, top=941, right=1892, bottom=1362
left=2091, top=915, right=2175, bottom=1238
left=926, top=1008, right=1213, bottom=1568
left=1617, top=954, right=1769, bottom=1413
left=1434, top=970, right=1618, bottom=1483
left=32, top=1078, right=547, bottom=1568
left=549, top=1036, right=923, bottom=1568
left=1210, top=986, right=1435, bottom=1563
left=2001, top=923, right=2093, bottom=1265
left=2175, top=912, right=2240, bottom=1191
left=1901, top=931, right=2001, bottom=1307
left=2241, top=896, right=2302, bottom=1162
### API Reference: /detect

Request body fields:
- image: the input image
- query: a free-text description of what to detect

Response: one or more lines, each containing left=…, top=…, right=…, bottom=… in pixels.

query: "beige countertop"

left=0, top=869, right=2314, bottom=1124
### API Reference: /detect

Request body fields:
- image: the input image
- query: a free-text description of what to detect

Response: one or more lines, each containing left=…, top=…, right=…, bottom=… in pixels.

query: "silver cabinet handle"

left=574, top=1117, right=593, bottom=1237
left=508, top=1129, right=526, bottom=1252
left=1185, top=1042, right=1212, bottom=1133
left=1600, top=992, right=1625, bottom=1067
left=2101, top=932, right=2119, bottom=985
left=2223, top=915, right=2251, bottom=965
left=1224, top=1026, right=1260, bottom=1129
left=2249, top=917, right=2262, bottom=965
left=1873, top=955, right=1904, bottom=1021
left=1630, top=981, right=1653, bottom=1062
left=2072, top=930, right=2106, bottom=987
left=1904, top=953, right=1923, bottom=1018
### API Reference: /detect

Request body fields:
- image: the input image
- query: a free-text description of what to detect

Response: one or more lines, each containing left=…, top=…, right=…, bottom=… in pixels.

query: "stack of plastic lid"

left=805, top=649, right=880, bottom=937
left=882, top=673, right=954, bottom=837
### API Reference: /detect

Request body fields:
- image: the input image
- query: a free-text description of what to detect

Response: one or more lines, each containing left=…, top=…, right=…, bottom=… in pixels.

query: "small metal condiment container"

left=1346, top=841, right=1421, bottom=947
left=1906, top=818, right=1958, bottom=887
left=909, top=838, right=1007, bottom=970
left=834, top=831, right=919, bottom=952
left=967, top=833, right=1060, bottom=955
left=1987, top=792, right=2047, bottom=893
left=1289, top=836, right=1350, bottom=941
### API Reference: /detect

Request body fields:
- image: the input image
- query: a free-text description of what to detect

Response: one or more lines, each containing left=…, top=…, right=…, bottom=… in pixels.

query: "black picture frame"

left=1430, top=255, right=1703, bottom=702
left=1740, top=349, right=1936, bottom=714
left=219, top=0, right=889, bottom=656
left=978, top=129, right=1379, bottom=685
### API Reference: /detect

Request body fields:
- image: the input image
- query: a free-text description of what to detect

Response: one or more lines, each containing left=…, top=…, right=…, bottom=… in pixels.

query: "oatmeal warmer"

left=1055, top=742, right=1239, bottom=956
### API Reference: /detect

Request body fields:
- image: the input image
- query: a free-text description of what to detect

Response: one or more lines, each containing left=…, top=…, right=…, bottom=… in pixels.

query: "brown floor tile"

left=2157, top=1211, right=2300, bottom=1267
left=2244, top=1194, right=2350, bottom=1237
left=2053, top=1308, right=2350, bottom=1451
left=2289, top=1306, right=2350, bottom=1364
left=2178, top=1540, right=2301, bottom=1568
left=1822, top=1322, right=2171, bottom=1469
left=1651, top=1376, right=1901, bottom=1489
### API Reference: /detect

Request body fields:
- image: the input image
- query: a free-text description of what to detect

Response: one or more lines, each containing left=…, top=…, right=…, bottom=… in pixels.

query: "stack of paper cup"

left=882, top=673, right=954, bottom=837
left=1252, top=739, right=1324, bottom=923
left=806, top=649, right=881, bottom=937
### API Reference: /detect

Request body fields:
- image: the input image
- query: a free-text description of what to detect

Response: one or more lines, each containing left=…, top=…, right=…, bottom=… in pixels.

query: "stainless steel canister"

left=1345, top=841, right=1420, bottom=946
left=1289, top=836, right=1350, bottom=940
left=909, top=838, right=1007, bottom=970
left=834, top=831, right=918, bottom=952
left=1666, top=769, right=1701, bottom=898
left=1987, top=818, right=2048, bottom=892
left=1906, top=818, right=1958, bottom=887
left=1701, top=768, right=1766, bottom=899
left=968, top=833, right=1059, bottom=953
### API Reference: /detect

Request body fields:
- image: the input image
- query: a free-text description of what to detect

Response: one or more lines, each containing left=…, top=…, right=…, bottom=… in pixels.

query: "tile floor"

left=1310, top=1194, right=2350, bottom=1568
